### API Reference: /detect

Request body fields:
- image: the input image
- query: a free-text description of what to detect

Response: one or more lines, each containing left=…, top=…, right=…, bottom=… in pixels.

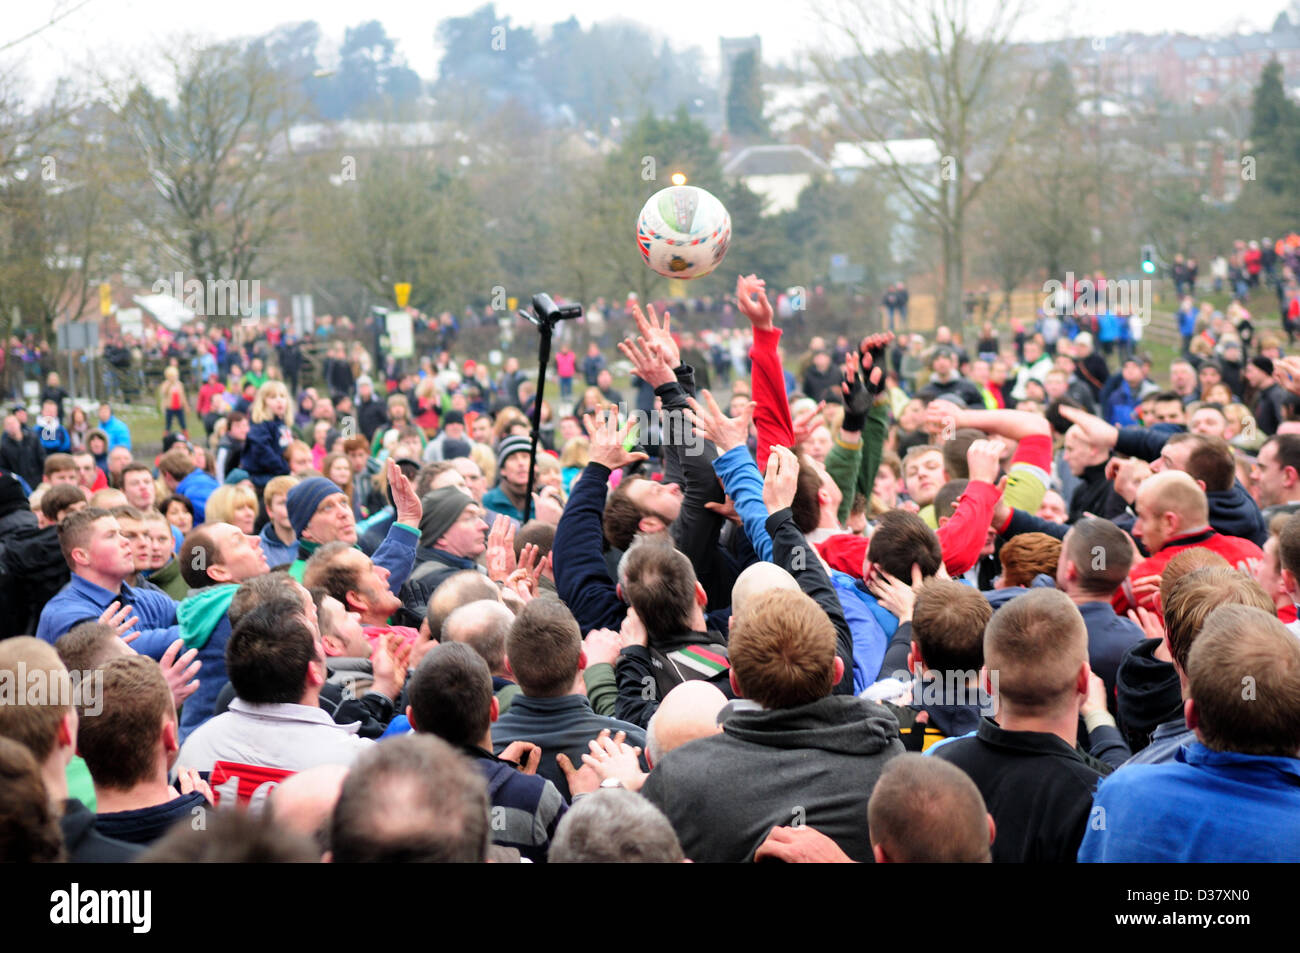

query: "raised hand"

left=631, top=302, right=680, bottom=368
left=388, top=457, right=422, bottom=527
left=923, top=398, right=965, bottom=438
left=762, top=444, right=801, bottom=513
left=966, top=438, right=1008, bottom=486
left=685, top=389, right=754, bottom=454
left=98, top=601, right=140, bottom=640
left=618, top=334, right=675, bottom=388
left=792, top=400, right=827, bottom=446
left=485, top=514, right=518, bottom=583
left=583, top=407, right=649, bottom=471
left=159, top=639, right=201, bottom=709
left=735, top=274, right=774, bottom=331
left=1275, top=356, right=1300, bottom=396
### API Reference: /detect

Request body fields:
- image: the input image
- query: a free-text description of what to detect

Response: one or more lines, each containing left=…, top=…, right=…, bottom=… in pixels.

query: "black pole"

left=524, top=323, right=552, bottom=523
left=520, top=293, right=582, bottom=523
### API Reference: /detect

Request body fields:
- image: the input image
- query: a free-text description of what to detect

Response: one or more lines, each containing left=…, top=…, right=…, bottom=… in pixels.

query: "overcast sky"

left=3, top=0, right=1290, bottom=94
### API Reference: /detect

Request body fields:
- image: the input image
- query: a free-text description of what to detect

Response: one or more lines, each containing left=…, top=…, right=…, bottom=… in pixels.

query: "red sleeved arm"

left=750, top=326, right=794, bottom=473
left=935, top=480, right=1001, bottom=577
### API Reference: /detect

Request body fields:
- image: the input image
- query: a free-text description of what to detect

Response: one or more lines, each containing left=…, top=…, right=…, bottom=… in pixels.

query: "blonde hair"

left=205, top=484, right=258, bottom=525
left=559, top=436, right=590, bottom=470
left=264, top=475, right=299, bottom=507
left=250, top=381, right=289, bottom=424
left=470, top=443, right=496, bottom=485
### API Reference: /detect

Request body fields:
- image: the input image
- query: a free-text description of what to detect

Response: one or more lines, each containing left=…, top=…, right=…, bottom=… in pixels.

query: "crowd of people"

left=1, top=269, right=1298, bottom=865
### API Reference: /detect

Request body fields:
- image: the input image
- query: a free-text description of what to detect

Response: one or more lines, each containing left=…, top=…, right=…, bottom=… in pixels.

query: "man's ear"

left=907, top=641, right=924, bottom=677
left=872, top=842, right=890, bottom=864
left=638, top=515, right=667, bottom=536
left=405, top=704, right=417, bottom=732
left=1194, top=478, right=1207, bottom=493
left=307, top=657, right=327, bottom=690
left=729, top=668, right=742, bottom=698
left=162, top=718, right=179, bottom=756
left=1285, top=465, right=1300, bottom=489
left=321, top=634, right=344, bottom=657
left=987, top=813, right=997, bottom=847
left=831, top=655, right=844, bottom=686
left=1283, top=567, right=1300, bottom=597
left=58, top=710, right=76, bottom=750
left=345, top=590, right=368, bottom=616
left=503, top=655, right=513, bottom=680
left=1184, top=697, right=1199, bottom=735
left=615, top=583, right=624, bottom=604
left=1075, top=662, right=1091, bottom=698
left=937, top=515, right=950, bottom=529
left=489, top=696, right=500, bottom=724
left=694, top=581, right=707, bottom=608
left=576, top=649, right=587, bottom=673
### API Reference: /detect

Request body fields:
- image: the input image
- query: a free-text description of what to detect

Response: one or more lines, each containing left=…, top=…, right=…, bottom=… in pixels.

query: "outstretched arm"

left=737, top=274, right=793, bottom=473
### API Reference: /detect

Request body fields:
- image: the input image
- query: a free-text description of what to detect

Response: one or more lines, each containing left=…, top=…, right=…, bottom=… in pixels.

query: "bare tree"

left=107, top=39, right=306, bottom=316
left=811, top=0, right=1037, bottom=331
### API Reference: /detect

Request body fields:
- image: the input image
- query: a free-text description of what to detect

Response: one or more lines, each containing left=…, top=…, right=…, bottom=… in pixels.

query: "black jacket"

left=931, top=718, right=1108, bottom=863
left=613, top=630, right=733, bottom=729
left=60, top=799, right=142, bottom=862
left=1068, top=461, right=1127, bottom=524
left=394, top=547, right=483, bottom=629
left=1114, top=637, right=1182, bottom=753
left=1, top=429, right=45, bottom=489
left=356, top=397, right=389, bottom=441
left=1, top=522, right=69, bottom=638
left=1206, top=481, right=1268, bottom=547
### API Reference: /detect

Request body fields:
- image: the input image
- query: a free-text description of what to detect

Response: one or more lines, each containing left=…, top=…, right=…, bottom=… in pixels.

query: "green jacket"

left=145, top=557, right=189, bottom=602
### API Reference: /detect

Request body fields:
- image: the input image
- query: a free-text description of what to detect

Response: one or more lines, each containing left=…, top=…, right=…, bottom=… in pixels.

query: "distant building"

left=723, top=145, right=830, bottom=213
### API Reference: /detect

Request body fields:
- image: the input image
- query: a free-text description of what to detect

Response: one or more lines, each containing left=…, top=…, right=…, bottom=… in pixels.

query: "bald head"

left=730, top=562, right=799, bottom=615
left=424, top=571, right=501, bottom=643
left=645, top=681, right=727, bottom=767
left=1136, top=470, right=1208, bottom=552
left=442, top=599, right=515, bottom=675
left=268, top=763, right=350, bottom=854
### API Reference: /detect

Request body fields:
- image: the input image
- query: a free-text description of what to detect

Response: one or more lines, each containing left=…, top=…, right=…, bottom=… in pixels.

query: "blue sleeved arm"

left=553, top=464, right=626, bottom=633
left=372, top=523, right=419, bottom=593
left=711, top=446, right=772, bottom=562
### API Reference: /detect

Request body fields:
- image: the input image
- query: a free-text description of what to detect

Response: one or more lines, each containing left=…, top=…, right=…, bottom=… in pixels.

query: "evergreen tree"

left=726, top=50, right=768, bottom=138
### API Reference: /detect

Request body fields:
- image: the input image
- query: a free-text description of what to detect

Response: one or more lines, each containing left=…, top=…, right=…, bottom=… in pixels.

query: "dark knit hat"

left=287, top=476, right=345, bottom=537
left=442, top=410, right=465, bottom=427
left=496, top=435, right=532, bottom=472
left=0, top=472, right=27, bottom=519
left=419, top=486, right=475, bottom=548
left=442, top=438, right=471, bottom=461
left=1251, top=355, right=1274, bottom=376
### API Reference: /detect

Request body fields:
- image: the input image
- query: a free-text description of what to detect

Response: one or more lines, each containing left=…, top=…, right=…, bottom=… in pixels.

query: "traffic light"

left=1140, top=244, right=1156, bottom=275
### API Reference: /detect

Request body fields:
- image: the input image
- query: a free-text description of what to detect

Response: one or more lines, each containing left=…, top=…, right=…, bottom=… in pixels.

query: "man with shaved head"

left=729, top=560, right=800, bottom=615
left=1116, top=470, right=1263, bottom=613
left=267, top=763, right=350, bottom=856
left=442, top=599, right=520, bottom=712
left=932, top=589, right=1106, bottom=863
